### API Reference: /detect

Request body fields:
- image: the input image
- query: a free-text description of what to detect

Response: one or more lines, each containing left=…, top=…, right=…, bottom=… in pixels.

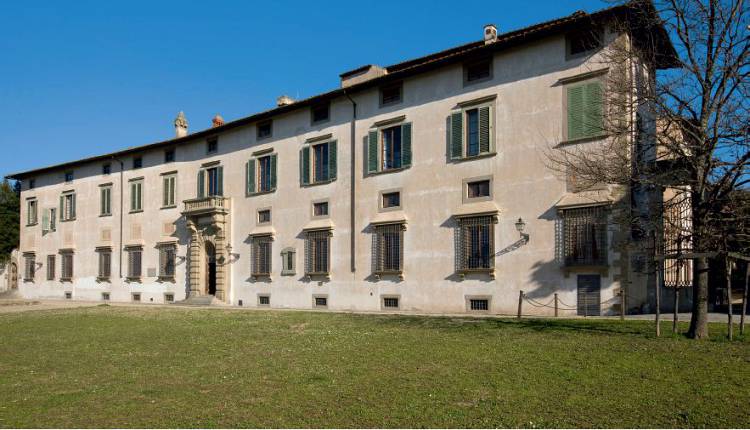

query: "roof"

left=6, top=1, right=678, bottom=180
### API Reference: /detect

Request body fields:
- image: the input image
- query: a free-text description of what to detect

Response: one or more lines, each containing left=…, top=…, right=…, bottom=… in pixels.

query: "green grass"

left=0, top=306, right=748, bottom=428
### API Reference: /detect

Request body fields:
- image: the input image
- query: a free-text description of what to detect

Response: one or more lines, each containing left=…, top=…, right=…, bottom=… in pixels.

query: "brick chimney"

left=174, top=111, right=188, bottom=138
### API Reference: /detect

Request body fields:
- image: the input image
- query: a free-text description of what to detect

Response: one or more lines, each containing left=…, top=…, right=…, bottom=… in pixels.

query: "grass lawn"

left=0, top=306, right=748, bottom=428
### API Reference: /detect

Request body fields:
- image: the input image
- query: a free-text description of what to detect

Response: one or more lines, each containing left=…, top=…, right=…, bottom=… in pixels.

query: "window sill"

left=458, top=268, right=495, bottom=279
left=160, top=205, right=177, bottom=210
left=60, top=278, right=73, bottom=283
left=99, top=213, right=112, bottom=218
left=96, top=277, right=111, bottom=283
left=451, top=152, right=496, bottom=163
left=305, top=272, right=330, bottom=280
left=251, top=273, right=271, bottom=280
left=374, top=271, right=404, bottom=281
left=558, top=134, right=608, bottom=146
left=126, top=277, right=142, bottom=283
left=281, top=270, right=296, bottom=276
left=129, top=210, right=144, bottom=214
left=247, top=189, right=276, bottom=197
left=158, top=276, right=175, bottom=283
left=26, top=223, right=38, bottom=227
left=60, top=218, right=76, bottom=223
left=302, top=179, right=336, bottom=188
left=367, top=166, right=410, bottom=177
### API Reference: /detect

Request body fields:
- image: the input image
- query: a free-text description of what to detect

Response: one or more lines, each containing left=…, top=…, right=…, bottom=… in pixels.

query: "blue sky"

left=0, top=0, right=606, bottom=178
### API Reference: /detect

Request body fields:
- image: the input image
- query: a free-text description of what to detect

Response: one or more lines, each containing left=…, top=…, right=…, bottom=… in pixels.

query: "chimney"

left=174, top=111, right=188, bottom=137
left=277, top=95, right=295, bottom=107
left=339, top=64, right=387, bottom=88
left=212, top=114, right=225, bottom=128
left=484, top=24, right=498, bottom=44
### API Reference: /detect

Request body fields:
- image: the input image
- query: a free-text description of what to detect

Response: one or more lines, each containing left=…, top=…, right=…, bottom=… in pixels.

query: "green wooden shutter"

left=567, top=85, right=585, bottom=140
left=197, top=170, right=205, bottom=198
left=300, top=147, right=310, bottom=186
left=217, top=166, right=224, bottom=196
left=130, top=183, right=136, bottom=211
left=478, top=106, right=491, bottom=153
left=42, top=209, right=49, bottom=233
left=162, top=178, right=168, bottom=207
left=59, top=195, right=64, bottom=221
left=246, top=160, right=255, bottom=194
left=401, top=123, right=412, bottom=167
left=368, top=130, right=379, bottom=174
left=70, top=194, right=76, bottom=219
left=328, top=141, right=337, bottom=180
left=450, top=110, right=463, bottom=159
left=270, top=154, right=278, bottom=190
left=584, top=81, right=603, bottom=138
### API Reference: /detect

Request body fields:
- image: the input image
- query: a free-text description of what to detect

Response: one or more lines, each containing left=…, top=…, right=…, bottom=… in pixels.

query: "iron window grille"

left=383, top=297, right=399, bottom=309
left=305, top=229, right=331, bottom=276
left=561, top=206, right=608, bottom=267
left=663, top=192, right=693, bottom=288
left=251, top=235, right=273, bottom=277
left=23, top=254, right=35, bottom=281
left=373, top=223, right=405, bottom=275
left=60, top=251, right=74, bottom=281
left=469, top=298, right=490, bottom=311
left=164, top=293, right=175, bottom=303
left=46, top=255, right=55, bottom=281
left=158, top=244, right=176, bottom=281
left=97, top=248, right=112, bottom=280
left=101, top=292, right=110, bottom=301
left=126, top=246, right=143, bottom=281
left=258, top=295, right=270, bottom=306
left=456, top=215, right=496, bottom=273
left=132, top=293, right=141, bottom=302
left=314, top=296, right=328, bottom=308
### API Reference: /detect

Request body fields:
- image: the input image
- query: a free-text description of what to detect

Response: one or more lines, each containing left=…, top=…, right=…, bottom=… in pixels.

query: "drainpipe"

left=111, top=156, right=124, bottom=278
left=344, top=90, right=357, bottom=273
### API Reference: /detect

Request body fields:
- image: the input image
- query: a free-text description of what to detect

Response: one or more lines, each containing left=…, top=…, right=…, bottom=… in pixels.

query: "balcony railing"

left=183, top=196, right=230, bottom=215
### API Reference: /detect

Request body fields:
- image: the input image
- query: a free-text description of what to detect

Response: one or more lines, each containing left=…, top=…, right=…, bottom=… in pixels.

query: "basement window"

left=164, top=293, right=174, bottom=303
left=383, top=296, right=400, bottom=309
left=258, top=295, right=270, bottom=306
left=101, top=292, right=110, bottom=301
left=132, top=293, right=141, bottom=302
left=314, top=296, right=328, bottom=308
left=469, top=298, right=490, bottom=311
left=64, top=292, right=72, bottom=300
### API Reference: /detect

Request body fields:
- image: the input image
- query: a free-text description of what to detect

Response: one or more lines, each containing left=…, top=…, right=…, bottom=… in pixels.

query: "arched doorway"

left=9, top=262, right=17, bottom=290
left=205, top=242, right=217, bottom=296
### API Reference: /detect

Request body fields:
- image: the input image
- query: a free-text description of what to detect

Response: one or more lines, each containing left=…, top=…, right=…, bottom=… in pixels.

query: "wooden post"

left=655, top=260, right=661, bottom=337
left=741, top=264, right=748, bottom=336
left=727, top=259, right=733, bottom=341
left=673, top=288, right=679, bottom=334
left=619, top=290, right=624, bottom=321
left=517, top=290, right=524, bottom=319
left=554, top=293, right=558, bottom=317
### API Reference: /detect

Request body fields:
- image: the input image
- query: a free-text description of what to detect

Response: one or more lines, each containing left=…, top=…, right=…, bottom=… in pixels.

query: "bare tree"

left=546, top=0, right=749, bottom=339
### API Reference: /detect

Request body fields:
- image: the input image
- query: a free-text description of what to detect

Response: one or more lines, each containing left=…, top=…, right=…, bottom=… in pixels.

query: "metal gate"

left=577, top=274, right=601, bottom=316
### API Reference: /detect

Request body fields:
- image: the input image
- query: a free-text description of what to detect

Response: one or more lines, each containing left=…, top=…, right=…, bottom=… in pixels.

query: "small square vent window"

left=64, top=292, right=72, bottom=300
left=465, top=59, right=492, bottom=83
left=165, top=293, right=174, bottom=303
left=132, top=293, right=142, bottom=302
left=314, top=296, right=328, bottom=308
left=101, top=292, right=110, bottom=301
left=470, top=299, right=489, bottom=311
left=383, top=297, right=399, bottom=309
left=133, top=157, right=143, bottom=169
left=257, top=121, right=272, bottom=139
left=258, top=295, right=270, bottom=306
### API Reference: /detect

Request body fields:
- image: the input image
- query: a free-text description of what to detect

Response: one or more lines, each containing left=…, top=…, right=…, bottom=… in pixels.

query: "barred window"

left=23, top=254, right=35, bottom=281
left=158, top=244, right=176, bottom=280
left=281, top=247, right=296, bottom=275
left=97, top=248, right=111, bottom=280
left=456, top=216, right=495, bottom=272
left=374, top=223, right=404, bottom=274
left=469, top=298, right=489, bottom=311
left=258, top=295, right=270, bottom=306
left=663, top=192, right=693, bottom=288
left=46, top=255, right=55, bottom=281
left=305, top=229, right=331, bottom=276
left=61, top=251, right=74, bottom=281
left=126, top=247, right=143, bottom=280
left=251, top=235, right=273, bottom=277
left=561, top=206, right=608, bottom=266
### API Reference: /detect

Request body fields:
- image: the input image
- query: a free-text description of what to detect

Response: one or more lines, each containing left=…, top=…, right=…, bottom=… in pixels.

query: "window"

left=561, top=206, right=608, bottom=266
left=42, top=208, right=56, bottom=233
left=132, top=293, right=141, bottom=302
left=258, top=209, right=271, bottom=224
left=27, top=199, right=38, bottom=226
left=158, top=243, right=176, bottom=280
left=198, top=166, right=223, bottom=197
left=102, top=292, right=110, bottom=301
left=164, top=149, right=175, bottom=163
left=207, top=138, right=218, bottom=154
left=164, top=293, right=175, bottom=303
left=314, top=296, right=328, bottom=308
left=567, top=28, right=602, bottom=57
left=258, top=295, right=270, bottom=306
left=65, top=292, right=72, bottom=300
left=162, top=174, right=176, bottom=207
left=133, top=157, right=143, bottom=169
left=367, top=123, right=412, bottom=174
left=469, top=298, right=490, bottom=311
left=467, top=179, right=491, bottom=199
left=313, top=201, right=329, bottom=217
left=246, top=154, right=277, bottom=195
left=566, top=80, right=604, bottom=141
left=450, top=102, right=494, bottom=159
left=23, top=254, right=35, bottom=281
left=61, top=251, right=74, bottom=281
left=465, top=58, right=492, bottom=84
left=380, top=82, right=402, bottom=106
left=300, top=141, right=337, bottom=185
left=374, top=223, right=404, bottom=274
left=64, top=171, right=74, bottom=182
left=311, top=103, right=330, bottom=124
left=46, top=255, right=55, bottom=280
left=126, top=246, right=143, bottom=280
left=305, top=229, right=331, bottom=276
left=257, top=120, right=272, bottom=139
left=251, top=235, right=273, bottom=277
left=130, top=179, right=143, bottom=212
left=97, top=248, right=112, bottom=280
left=100, top=185, right=112, bottom=216
left=28, top=179, right=35, bottom=189
left=102, top=164, right=111, bottom=175
left=281, top=247, right=296, bottom=275
left=382, top=192, right=401, bottom=209
left=456, top=215, right=495, bottom=272
left=60, top=192, right=76, bottom=221
left=382, top=296, right=400, bottom=309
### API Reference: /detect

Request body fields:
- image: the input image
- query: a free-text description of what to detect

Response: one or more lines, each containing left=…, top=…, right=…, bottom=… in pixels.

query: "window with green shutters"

left=449, top=103, right=494, bottom=160
left=26, top=199, right=38, bottom=226
left=367, top=123, right=412, bottom=174
left=300, top=141, right=336, bottom=186
left=246, top=153, right=278, bottom=195
left=162, top=174, right=176, bottom=207
left=130, top=179, right=143, bottom=212
left=197, top=166, right=223, bottom=198
left=566, top=80, right=604, bottom=141
left=60, top=192, right=76, bottom=221
left=100, top=185, right=112, bottom=216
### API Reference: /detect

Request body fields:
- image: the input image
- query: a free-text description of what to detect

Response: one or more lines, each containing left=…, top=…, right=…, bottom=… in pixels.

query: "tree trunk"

left=688, top=256, right=710, bottom=339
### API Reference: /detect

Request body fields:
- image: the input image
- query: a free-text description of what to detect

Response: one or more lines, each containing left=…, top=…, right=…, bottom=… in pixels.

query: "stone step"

left=176, top=295, right=227, bottom=306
